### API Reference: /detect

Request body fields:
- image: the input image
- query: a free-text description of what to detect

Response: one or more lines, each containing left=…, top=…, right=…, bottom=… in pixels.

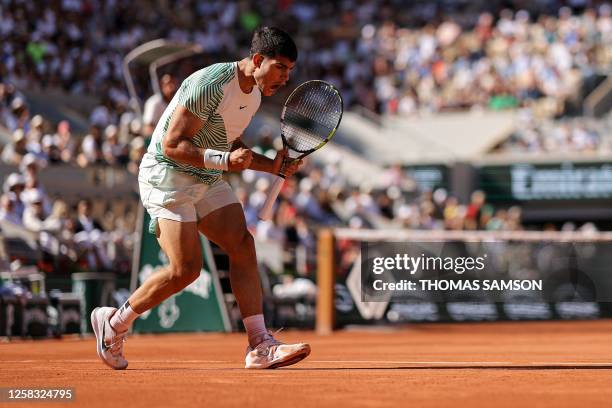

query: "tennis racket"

left=258, top=80, right=343, bottom=221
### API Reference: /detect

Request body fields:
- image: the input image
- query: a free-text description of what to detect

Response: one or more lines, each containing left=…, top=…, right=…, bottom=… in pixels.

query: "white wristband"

left=203, top=149, right=230, bottom=171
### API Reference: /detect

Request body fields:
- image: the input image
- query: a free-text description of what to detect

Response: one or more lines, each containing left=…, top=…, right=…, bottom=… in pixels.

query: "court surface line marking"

left=311, top=360, right=612, bottom=365
left=3, top=359, right=612, bottom=366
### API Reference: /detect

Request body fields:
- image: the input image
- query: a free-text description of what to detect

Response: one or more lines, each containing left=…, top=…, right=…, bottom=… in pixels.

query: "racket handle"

left=258, top=175, right=285, bottom=221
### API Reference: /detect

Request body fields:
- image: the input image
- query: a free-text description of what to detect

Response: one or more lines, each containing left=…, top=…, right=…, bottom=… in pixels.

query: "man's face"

left=253, top=54, right=295, bottom=96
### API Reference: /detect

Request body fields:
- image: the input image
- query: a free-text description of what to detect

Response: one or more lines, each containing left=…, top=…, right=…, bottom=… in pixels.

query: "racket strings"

left=296, top=85, right=341, bottom=130
left=282, top=84, right=342, bottom=153
left=283, top=110, right=330, bottom=151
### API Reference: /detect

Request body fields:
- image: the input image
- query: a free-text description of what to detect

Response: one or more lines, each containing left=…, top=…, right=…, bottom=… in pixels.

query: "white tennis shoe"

left=245, top=333, right=311, bottom=369
left=91, top=307, right=128, bottom=370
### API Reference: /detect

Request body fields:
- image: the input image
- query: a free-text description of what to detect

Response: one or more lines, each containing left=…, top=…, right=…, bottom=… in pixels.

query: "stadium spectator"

left=2, top=172, right=26, bottom=219
left=5, top=97, right=30, bottom=132
left=494, top=113, right=604, bottom=154
left=90, top=99, right=115, bottom=129
left=3, top=0, right=610, bottom=279
left=76, top=126, right=103, bottom=167
left=295, top=178, right=327, bottom=223
left=75, top=199, right=104, bottom=234
left=40, top=133, right=62, bottom=164
left=464, top=190, right=487, bottom=230
left=1, top=129, right=28, bottom=165
left=102, top=124, right=129, bottom=166
left=22, top=189, right=49, bottom=232
left=73, top=198, right=112, bottom=271
left=43, top=199, right=70, bottom=234
left=127, top=136, right=146, bottom=174
left=26, top=115, right=46, bottom=159
left=20, top=153, right=52, bottom=214
left=0, top=192, right=23, bottom=226
left=54, top=120, right=77, bottom=163
left=1, top=1, right=610, bottom=165
left=142, top=74, right=178, bottom=137
left=235, top=186, right=259, bottom=230
left=2, top=1, right=611, bottom=120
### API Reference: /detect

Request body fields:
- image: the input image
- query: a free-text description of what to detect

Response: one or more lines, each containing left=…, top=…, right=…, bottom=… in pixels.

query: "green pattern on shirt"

left=153, top=62, right=235, bottom=184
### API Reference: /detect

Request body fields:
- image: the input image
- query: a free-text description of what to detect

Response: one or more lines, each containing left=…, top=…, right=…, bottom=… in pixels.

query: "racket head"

left=279, top=80, right=343, bottom=157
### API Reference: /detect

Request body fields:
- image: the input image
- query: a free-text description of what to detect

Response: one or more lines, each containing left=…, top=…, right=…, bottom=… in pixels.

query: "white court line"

left=311, top=360, right=612, bottom=366
left=1, top=360, right=232, bottom=364
left=3, top=359, right=612, bottom=366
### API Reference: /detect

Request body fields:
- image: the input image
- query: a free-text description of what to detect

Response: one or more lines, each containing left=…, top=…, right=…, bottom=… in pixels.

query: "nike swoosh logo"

left=101, top=319, right=109, bottom=350
left=211, top=154, right=223, bottom=158
left=240, top=105, right=247, bottom=110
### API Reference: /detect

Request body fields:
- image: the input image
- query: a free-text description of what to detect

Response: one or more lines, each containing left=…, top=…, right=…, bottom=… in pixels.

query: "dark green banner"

left=405, top=165, right=449, bottom=192
left=480, top=162, right=612, bottom=201
left=131, top=209, right=230, bottom=333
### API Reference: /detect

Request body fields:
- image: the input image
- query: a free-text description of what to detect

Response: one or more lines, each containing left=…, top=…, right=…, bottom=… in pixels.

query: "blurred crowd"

left=1, top=0, right=611, bottom=114
left=0, top=0, right=610, bottom=164
left=0, top=95, right=135, bottom=273
left=1, top=0, right=610, bottom=278
left=0, top=82, right=146, bottom=174
left=494, top=108, right=610, bottom=153
left=340, top=4, right=612, bottom=115
left=236, top=146, right=528, bottom=237
left=232, top=140, right=600, bottom=278
left=0, top=158, right=135, bottom=273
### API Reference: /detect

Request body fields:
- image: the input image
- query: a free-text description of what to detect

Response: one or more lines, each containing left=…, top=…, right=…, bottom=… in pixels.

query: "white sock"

left=243, top=314, right=268, bottom=347
left=109, top=301, right=140, bottom=333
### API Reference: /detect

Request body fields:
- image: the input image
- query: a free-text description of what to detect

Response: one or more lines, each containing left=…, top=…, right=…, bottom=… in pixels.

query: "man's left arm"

left=231, top=138, right=275, bottom=173
left=231, top=138, right=302, bottom=177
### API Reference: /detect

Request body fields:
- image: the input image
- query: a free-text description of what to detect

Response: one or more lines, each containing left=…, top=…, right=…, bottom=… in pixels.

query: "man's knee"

left=167, top=259, right=201, bottom=290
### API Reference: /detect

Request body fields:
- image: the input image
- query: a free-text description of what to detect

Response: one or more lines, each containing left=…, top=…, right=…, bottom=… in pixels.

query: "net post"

left=316, top=228, right=335, bottom=335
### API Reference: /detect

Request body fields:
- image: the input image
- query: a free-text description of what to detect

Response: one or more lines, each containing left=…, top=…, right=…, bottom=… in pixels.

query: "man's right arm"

left=162, top=105, right=252, bottom=171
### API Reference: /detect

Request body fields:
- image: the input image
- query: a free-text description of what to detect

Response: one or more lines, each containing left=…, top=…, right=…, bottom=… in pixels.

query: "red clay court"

left=2, top=320, right=612, bottom=407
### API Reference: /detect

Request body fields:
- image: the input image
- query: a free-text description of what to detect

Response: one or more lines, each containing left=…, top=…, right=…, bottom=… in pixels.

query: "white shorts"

left=138, top=163, right=239, bottom=233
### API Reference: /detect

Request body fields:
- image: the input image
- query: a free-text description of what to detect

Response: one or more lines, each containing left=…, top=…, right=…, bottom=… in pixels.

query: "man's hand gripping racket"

left=258, top=80, right=343, bottom=221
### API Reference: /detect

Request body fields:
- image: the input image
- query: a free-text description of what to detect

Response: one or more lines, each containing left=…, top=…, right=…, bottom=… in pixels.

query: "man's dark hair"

left=250, top=26, right=298, bottom=62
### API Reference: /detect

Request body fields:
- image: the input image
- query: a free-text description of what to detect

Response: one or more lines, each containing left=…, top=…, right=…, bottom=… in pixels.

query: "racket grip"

left=258, top=175, right=285, bottom=221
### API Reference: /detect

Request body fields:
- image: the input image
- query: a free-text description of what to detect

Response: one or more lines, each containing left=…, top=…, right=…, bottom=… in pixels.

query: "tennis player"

left=91, top=27, right=310, bottom=370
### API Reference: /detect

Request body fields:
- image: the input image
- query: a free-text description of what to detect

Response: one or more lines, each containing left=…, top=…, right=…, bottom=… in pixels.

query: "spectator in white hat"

left=1, top=129, right=28, bottom=165
left=0, top=193, right=23, bottom=226
left=77, top=126, right=103, bottom=167
left=22, top=189, right=48, bottom=232
left=20, top=153, right=51, bottom=214
left=2, top=172, right=26, bottom=219
left=26, top=114, right=45, bottom=155
left=102, top=124, right=128, bottom=166
left=127, top=136, right=146, bottom=174
left=6, top=97, right=29, bottom=132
